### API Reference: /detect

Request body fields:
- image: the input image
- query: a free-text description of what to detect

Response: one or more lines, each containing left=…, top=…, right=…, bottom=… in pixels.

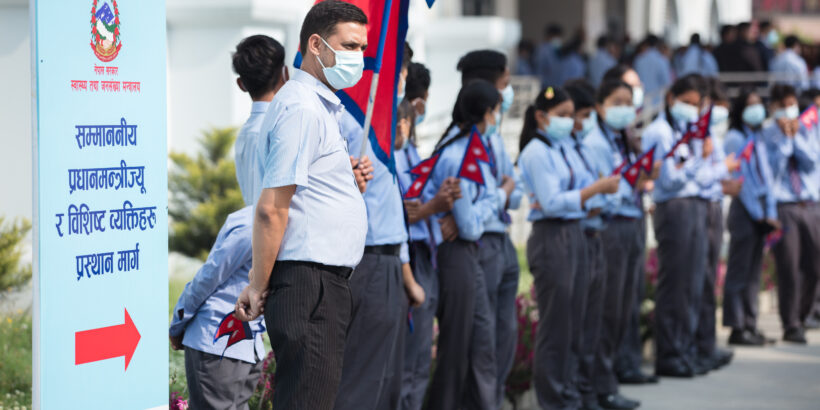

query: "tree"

left=0, top=217, right=32, bottom=291
left=169, top=127, right=244, bottom=260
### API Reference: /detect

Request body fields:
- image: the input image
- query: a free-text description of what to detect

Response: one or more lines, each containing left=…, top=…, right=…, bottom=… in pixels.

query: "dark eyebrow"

left=342, top=41, right=367, bottom=51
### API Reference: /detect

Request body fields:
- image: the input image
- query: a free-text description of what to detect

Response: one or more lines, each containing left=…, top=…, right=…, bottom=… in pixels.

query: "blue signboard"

left=32, top=0, right=167, bottom=408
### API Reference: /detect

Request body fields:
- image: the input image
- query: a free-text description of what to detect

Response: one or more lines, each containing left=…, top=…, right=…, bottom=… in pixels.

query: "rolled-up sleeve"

left=263, top=107, right=320, bottom=189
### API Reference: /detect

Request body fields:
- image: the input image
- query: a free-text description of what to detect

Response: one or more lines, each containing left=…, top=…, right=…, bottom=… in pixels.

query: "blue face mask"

left=543, top=116, right=574, bottom=140
left=632, top=87, right=645, bottom=108
left=317, top=37, right=364, bottom=90
left=710, top=106, right=729, bottom=125
left=604, top=105, right=637, bottom=130
left=767, top=30, right=779, bottom=47
left=500, top=85, right=514, bottom=114
left=670, top=101, right=700, bottom=123
left=774, top=104, right=800, bottom=120
left=742, top=103, right=766, bottom=126
left=415, top=112, right=426, bottom=126
left=579, top=112, right=596, bottom=138
left=485, top=111, right=501, bottom=136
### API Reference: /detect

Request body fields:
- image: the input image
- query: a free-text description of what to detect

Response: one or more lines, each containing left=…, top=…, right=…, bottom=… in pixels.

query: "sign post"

left=31, top=0, right=168, bottom=408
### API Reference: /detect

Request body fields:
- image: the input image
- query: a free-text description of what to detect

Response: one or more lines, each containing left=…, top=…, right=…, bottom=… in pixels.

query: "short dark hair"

left=457, top=49, right=508, bottom=85
left=690, top=33, right=701, bottom=46
left=597, top=34, right=611, bottom=49
left=545, top=23, right=563, bottom=38
left=707, top=77, right=729, bottom=104
left=784, top=35, right=800, bottom=49
left=402, top=42, right=414, bottom=70
left=737, top=22, right=751, bottom=34
left=564, top=79, right=596, bottom=110
left=770, top=83, right=797, bottom=103
left=299, top=0, right=368, bottom=55
left=720, top=24, right=736, bottom=39
left=645, top=34, right=660, bottom=47
left=596, top=79, right=632, bottom=104
left=405, top=62, right=430, bottom=101
left=602, top=64, right=632, bottom=84
left=232, top=35, right=286, bottom=99
left=760, top=20, right=772, bottom=31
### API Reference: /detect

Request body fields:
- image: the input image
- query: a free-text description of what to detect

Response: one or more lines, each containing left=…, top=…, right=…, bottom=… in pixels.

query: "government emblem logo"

left=90, top=0, right=121, bottom=62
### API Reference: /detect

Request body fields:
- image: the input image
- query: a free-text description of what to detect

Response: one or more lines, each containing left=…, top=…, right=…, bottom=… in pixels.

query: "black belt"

left=602, top=214, right=637, bottom=222
left=779, top=201, right=817, bottom=208
left=584, top=228, right=601, bottom=238
left=534, top=218, right=580, bottom=226
left=364, top=244, right=402, bottom=256
left=481, top=232, right=506, bottom=239
left=277, top=260, right=353, bottom=280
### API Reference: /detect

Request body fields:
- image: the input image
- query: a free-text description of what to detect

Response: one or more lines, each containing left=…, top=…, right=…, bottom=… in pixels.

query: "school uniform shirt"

left=574, top=134, right=612, bottom=231
left=589, top=49, right=617, bottom=87
left=724, top=127, right=778, bottom=220
left=642, top=114, right=719, bottom=203
left=235, top=101, right=270, bottom=206
left=483, top=131, right=524, bottom=234
left=583, top=123, right=643, bottom=218
left=340, top=111, right=409, bottom=248
left=423, top=126, right=498, bottom=244
left=256, top=68, right=367, bottom=268
left=771, top=49, right=810, bottom=92
left=170, top=207, right=266, bottom=364
left=518, top=131, right=599, bottom=221
left=396, top=143, right=442, bottom=264
left=699, top=134, right=729, bottom=202
left=535, top=42, right=561, bottom=87
left=679, top=45, right=719, bottom=77
left=762, top=122, right=820, bottom=203
left=634, top=48, right=672, bottom=107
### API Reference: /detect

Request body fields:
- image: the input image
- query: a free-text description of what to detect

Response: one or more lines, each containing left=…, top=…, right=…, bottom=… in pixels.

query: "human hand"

left=438, top=214, right=459, bottom=242
left=170, top=332, right=184, bottom=351
left=721, top=177, right=744, bottom=197
left=725, top=153, right=740, bottom=173
left=405, top=280, right=426, bottom=308
left=234, top=285, right=268, bottom=322
left=351, top=155, right=375, bottom=193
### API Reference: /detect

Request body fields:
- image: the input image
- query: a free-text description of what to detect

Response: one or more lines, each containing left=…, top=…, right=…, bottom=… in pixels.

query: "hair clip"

left=545, top=87, right=554, bottom=100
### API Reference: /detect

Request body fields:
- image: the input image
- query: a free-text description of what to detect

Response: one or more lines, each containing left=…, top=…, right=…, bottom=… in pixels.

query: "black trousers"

left=773, top=203, right=820, bottom=331
left=653, top=198, right=708, bottom=371
left=595, top=219, right=642, bottom=395
left=723, top=199, right=767, bottom=330
left=576, top=232, right=606, bottom=404
left=264, top=261, right=352, bottom=410
left=529, top=219, right=585, bottom=410
left=615, top=217, right=647, bottom=376
left=696, top=201, right=723, bottom=358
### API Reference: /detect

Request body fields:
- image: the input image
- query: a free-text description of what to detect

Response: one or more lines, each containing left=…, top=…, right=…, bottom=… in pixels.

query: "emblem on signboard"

left=90, top=0, right=121, bottom=62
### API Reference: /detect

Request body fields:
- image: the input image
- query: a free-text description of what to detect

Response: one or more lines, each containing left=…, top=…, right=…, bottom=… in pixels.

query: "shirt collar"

left=251, top=101, right=270, bottom=114
left=291, top=68, right=342, bottom=108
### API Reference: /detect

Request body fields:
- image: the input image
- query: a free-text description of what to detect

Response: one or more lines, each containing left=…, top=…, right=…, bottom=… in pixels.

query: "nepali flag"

left=613, top=146, right=655, bottom=187
left=739, top=140, right=755, bottom=163
left=404, top=153, right=440, bottom=199
left=665, top=108, right=712, bottom=159
left=295, top=0, right=410, bottom=173
left=214, top=311, right=253, bottom=354
left=800, top=104, right=819, bottom=131
left=639, top=145, right=656, bottom=173
left=458, top=127, right=492, bottom=186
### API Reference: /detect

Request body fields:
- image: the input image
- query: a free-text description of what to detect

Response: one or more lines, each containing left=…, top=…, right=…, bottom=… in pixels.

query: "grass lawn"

left=0, top=312, right=32, bottom=409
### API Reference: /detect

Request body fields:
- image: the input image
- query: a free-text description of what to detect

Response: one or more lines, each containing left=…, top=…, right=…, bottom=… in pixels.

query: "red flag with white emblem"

left=639, top=145, right=656, bottom=173
left=684, top=107, right=712, bottom=141
left=458, top=127, right=491, bottom=186
left=403, top=153, right=440, bottom=199
left=213, top=311, right=253, bottom=353
left=800, top=104, right=818, bottom=131
left=739, top=140, right=754, bottom=163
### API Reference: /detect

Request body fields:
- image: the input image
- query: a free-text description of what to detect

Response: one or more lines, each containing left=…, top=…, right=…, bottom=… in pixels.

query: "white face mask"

left=774, top=104, right=800, bottom=120
left=316, top=37, right=364, bottom=90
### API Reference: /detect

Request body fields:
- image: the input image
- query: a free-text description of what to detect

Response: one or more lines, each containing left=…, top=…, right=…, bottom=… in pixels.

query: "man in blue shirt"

left=678, top=34, right=719, bottom=77
left=589, top=36, right=619, bottom=87
left=170, top=207, right=264, bottom=410
left=634, top=35, right=672, bottom=108
left=535, top=24, right=564, bottom=88
left=771, top=35, right=810, bottom=92
left=233, top=3, right=369, bottom=409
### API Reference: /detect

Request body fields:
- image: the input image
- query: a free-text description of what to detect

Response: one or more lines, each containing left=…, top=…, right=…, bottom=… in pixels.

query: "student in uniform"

left=170, top=207, right=265, bottom=410
left=564, top=79, right=612, bottom=410
left=722, top=88, right=780, bottom=346
left=233, top=2, right=369, bottom=409
left=583, top=80, right=647, bottom=409
left=642, top=74, right=716, bottom=378
left=694, top=78, right=739, bottom=371
left=518, top=86, right=620, bottom=410
left=455, top=49, right=523, bottom=407
left=423, top=80, right=500, bottom=410
left=763, top=84, right=820, bottom=344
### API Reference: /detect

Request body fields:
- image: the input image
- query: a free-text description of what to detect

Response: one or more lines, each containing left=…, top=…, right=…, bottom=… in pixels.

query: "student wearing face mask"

left=405, top=62, right=430, bottom=127
left=722, top=88, right=780, bottom=346
left=455, top=50, right=523, bottom=407
left=641, top=74, right=720, bottom=378
left=565, top=80, right=613, bottom=410
left=424, top=80, right=500, bottom=410
left=583, top=80, right=650, bottom=409
left=519, top=86, right=620, bottom=410
left=762, top=84, right=820, bottom=345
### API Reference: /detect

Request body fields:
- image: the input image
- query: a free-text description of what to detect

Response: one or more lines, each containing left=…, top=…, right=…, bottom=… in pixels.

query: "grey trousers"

left=615, top=217, right=647, bottom=376
left=697, top=201, right=723, bottom=357
left=595, top=219, right=642, bottom=395
left=400, top=243, right=438, bottom=410
left=427, top=240, right=488, bottom=410
left=528, top=219, right=585, bottom=410
left=653, top=198, right=708, bottom=371
left=264, top=261, right=352, bottom=410
left=772, top=203, right=820, bottom=331
left=184, top=347, right=262, bottom=410
left=723, top=199, right=767, bottom=330
left=478, top=232, right=521, bottom=408
left=334, top=252, right=407, bottom=410
left=575, top=232, right=606, bottom=404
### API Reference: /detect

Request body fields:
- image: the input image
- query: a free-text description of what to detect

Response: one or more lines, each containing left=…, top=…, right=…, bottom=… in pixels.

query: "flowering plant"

left=169, top=391, right=188, bottom=410
left=504, top=286, right=538, bottom=408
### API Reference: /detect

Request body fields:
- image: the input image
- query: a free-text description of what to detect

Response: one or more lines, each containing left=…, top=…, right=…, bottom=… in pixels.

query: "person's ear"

left=308, top=33, right=324, bottom=57
left=236, top=78, right=247, bottom=93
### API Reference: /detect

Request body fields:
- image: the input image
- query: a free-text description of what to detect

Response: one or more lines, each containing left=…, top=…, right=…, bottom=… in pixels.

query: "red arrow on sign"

left=75, top=308, right=141, bottom=371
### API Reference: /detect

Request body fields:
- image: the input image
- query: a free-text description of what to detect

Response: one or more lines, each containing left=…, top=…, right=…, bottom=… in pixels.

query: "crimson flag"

left=739, top=140, right=755, bottom=163
left=213, top=311, right=253, bottom=351
left=458, top=127, right=491, bottom=186
left=403, top=153, right=440, bottom=199
left=800, top=104, right=818, bottom=131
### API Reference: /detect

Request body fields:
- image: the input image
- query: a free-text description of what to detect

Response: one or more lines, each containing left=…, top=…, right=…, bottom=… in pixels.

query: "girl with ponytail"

left=518, top=86, right=620, bottom=410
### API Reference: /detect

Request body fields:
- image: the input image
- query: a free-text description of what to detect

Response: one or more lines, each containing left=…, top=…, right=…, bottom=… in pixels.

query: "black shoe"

left=728, top=328, right=764, bottom=346
left=582, top=398, right=606, bottom=410
left=783, top=328, right=807, bottom=344
left=691, top=359, right=711, bottom=376
left=749, top=328, right=777, bottom=345
left=618, top=369, right=660, bottom=384
left=710, top=348, right=734, bottom=370
left=804, top=316, right=820, bottom=330
left=656, top=362, right=694, bottom=378
left=598, top=393, right=640, bottom=410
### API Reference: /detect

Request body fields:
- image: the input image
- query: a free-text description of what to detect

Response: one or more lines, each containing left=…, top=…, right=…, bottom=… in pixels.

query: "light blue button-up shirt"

left=699, top=129, right=729, bottom=202
left=235, top=101, right=270, bottom=206
left=170, top=207, right=265, bottom=364
left=634, top=48, right=672, bottom=107
left=589, top=49, right=617, bottom=87
left=483, top=131, right=523, bottom=233
left=763, top=122, right=819, bottom=202
left=679, top=45, right=719, bottom=77
left=558, top=52, right=587, bottom=86
left=724, top=127, right=778, bottom=220
left=519, top=131, right=599, bottom=221
left=535, top=42, right=560, bottom=87
left=574, top=133, right=611, bottom=230
left=423, top=126, right=497, bottom=244
left=771, top=49, right=810, bottom=91
left=256, top=69, right=367, bottom=268
left=340, top=112, right=408, bottom=248
left=583, top=123, right=643, bottom=218
left=642, top=114, right=717, bottom=203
